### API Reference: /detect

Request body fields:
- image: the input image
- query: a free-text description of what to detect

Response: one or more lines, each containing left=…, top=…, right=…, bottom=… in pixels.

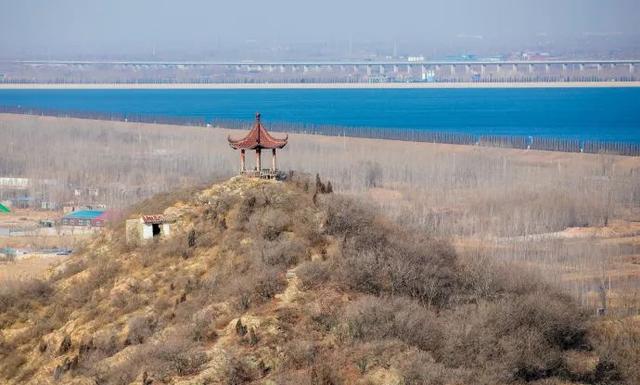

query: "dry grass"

left=1, top=113, right=639, bottom=312
left=0, top=256, right=65, bottom=280
left=1, top=115, right=640, bottom=384
left=0, top=234, right=90, bottom=249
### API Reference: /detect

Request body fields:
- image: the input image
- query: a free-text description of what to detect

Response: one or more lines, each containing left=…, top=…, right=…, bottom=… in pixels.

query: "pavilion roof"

left=228, top=113, right=288, bottom=150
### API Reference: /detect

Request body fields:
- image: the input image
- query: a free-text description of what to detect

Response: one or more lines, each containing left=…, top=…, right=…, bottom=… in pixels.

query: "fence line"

left=1, top=106, right=638, bottom=156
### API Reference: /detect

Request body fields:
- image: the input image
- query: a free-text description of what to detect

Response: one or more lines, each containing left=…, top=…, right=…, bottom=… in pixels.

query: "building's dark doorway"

left=152, top=223, right=161, bottom=237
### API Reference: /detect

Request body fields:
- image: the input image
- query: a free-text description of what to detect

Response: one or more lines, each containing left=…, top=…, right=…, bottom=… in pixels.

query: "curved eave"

left=228, top=135, right=288, bottom=150
left=228, top=141, right=288, bottom=150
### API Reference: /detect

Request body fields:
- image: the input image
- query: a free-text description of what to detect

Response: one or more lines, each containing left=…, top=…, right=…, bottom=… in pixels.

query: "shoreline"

left=1, top=81, right=640, bottom=90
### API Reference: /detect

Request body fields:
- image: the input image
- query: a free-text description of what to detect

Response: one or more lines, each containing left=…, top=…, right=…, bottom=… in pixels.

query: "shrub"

left=92, top=330, right=208, bottom=383
left=397, top=349, right=463, bottom=385
left=155, top=235, right=191, bottom=259
left=225, top=354, right=254, bottom=385
left=63, top=257, right=119, bottom=307
left=125, top=315, right=157, bottom=345
left=78, top=328, right=120, bottom=370
left=58, top=334, right=72, bottom=354
left=335, top=235, right=457, bottom=307
left=53, top=258, right=88, bottom=281
left=148, top=341, right=208, bottom=377
left=321, top=194, right=458, bottom=307
left=248, top=208, right=291, bottom=241
left=255, top=237, right=306, bottom=267
left=223, top=264, right=286, bottom=311
left=591, top=317, right=640, bottom=384
left=305, top=297, right=340, bottom=332
left=342, top=296, right=442, bottom=354
left=236, top=192, right=260, bottom=226
left=490, top=291, right=588, bottom=351
left=439, top=289, right=588, bottom=383
left=297, top=261, right=331, bottom=290
left=190, top=309, right=217, bottom=342
left=0, top=278, right=53, bottom=315
left=383, top=236, right=457, bottom=307
left=0, top=352, right=26, bottom=380
left=314, top=173, right=333, bottom=194
left=269, top=371, right=315, bottom=385
left=88, top=257, right=120, bottom=289
left=286, top=172, right=313, bottom=192
left=457, top=253, right=530, bottom=301
left=194, top=227, right=217, bottom=249
left=284, top=340, right=319, bottom=370
left=295, top=208, right=324, bottom=246
left=310, top=360, right=343, bottom=385
left=322, top=196, right=376, bottom=241
left=253, top=266, right=286, bottom=301
left=10, top=310, right=61, bottom=347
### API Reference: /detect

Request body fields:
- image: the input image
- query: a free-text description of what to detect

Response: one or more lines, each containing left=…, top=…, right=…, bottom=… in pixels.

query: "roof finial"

left=228, top=113, right=288, bottom=150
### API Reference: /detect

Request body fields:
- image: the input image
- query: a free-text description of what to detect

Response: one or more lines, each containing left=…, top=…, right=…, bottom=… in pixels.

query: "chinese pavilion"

left=228, top=113, right=288, bottom=178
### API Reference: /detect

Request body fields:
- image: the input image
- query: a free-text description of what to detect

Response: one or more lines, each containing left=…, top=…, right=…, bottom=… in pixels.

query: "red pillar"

left=240, top=149, right=246, bottom=173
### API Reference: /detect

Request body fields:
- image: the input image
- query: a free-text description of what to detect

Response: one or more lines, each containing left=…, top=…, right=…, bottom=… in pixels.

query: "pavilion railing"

left=240, top=169, right=281, bottom=179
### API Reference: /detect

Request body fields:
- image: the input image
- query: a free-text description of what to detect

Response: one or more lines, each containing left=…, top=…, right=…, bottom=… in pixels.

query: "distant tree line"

left=1, top=106, right=639, bottom=156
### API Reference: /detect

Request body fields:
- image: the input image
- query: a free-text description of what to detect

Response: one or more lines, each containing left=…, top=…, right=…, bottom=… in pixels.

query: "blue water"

left=1, top=88, right=639, bottom=142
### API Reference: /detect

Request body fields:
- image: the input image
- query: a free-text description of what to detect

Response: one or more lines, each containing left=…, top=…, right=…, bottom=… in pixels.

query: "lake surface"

left=1, top=88, right=639, bottom=142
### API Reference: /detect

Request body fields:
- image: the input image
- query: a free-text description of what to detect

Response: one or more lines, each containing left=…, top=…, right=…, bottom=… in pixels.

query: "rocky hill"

left=0, top=176, right=636, bottom=385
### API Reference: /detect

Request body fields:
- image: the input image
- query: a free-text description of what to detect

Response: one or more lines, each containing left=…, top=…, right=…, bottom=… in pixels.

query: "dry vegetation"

left=1, top=114, right=639, bottom=310
left=0, top=255, right=65, bottom=280
left=1, top=176, right=638, bottom=385
left=2, top=114, right=638, bottom=234
left=1, top=114, right=640, bottom=384
left=0, top=114, right=235, bottom=207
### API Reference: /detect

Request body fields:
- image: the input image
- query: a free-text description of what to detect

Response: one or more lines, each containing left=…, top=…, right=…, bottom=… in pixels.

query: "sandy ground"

left=1, top=81, right=640, bottom=89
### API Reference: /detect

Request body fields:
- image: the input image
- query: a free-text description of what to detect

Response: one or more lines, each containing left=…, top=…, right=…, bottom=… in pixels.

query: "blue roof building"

left=64, top=210, right=105, bottom=219
left=61, top=210, right=109, bottom=227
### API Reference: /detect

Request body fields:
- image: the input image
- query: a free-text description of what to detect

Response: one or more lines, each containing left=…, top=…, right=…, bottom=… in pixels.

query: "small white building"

left=0, top=177, right=29, bottom=189
left=126, top=214, right=172, bottom=244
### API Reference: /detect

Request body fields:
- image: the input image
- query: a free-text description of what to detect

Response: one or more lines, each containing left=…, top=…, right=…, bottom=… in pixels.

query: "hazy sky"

left=1, top=0, right=639, bottom=58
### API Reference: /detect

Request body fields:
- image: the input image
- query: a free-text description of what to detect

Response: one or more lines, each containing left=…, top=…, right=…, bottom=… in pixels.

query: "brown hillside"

left=0, top=176, right=637, bottom=385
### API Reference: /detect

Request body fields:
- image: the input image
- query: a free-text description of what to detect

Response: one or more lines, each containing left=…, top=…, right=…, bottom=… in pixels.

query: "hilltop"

left=1, top=176, right=638, bottom=385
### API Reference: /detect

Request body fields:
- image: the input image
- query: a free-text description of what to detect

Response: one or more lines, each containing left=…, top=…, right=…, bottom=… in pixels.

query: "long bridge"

left=2, top=59, right=639, bottom=83
left=12, top=58, right=639, bottom=70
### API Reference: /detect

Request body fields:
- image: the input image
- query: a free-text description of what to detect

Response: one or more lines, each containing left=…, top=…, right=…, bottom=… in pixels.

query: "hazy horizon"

left=1, top=0, right=640, bottom=59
